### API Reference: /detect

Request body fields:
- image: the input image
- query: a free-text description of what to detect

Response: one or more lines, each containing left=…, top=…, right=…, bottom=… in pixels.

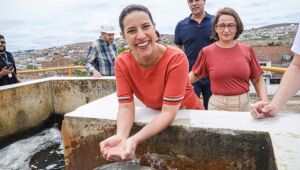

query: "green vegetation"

left=74, top=70, right=88, bottom=76
left=268, top=41, right=282, bottom=46
left=27, top=64, right=38, bottom=70
left=118, top=46, right=130, bottom=53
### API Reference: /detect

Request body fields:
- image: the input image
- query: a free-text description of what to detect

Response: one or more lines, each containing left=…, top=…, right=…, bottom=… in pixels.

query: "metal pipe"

left=17, top=66, right=85, bottom=76
left=16, top=65, right=287, bottom=76
left=260, top=66, right=286, bottom=74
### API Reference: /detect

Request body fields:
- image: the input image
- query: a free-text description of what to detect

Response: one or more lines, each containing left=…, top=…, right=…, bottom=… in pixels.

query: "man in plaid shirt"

left=85, top=24, right=118, bottom=77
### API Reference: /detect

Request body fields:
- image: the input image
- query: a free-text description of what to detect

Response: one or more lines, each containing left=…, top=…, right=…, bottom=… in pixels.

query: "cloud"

left=1, top=0, right=299, bottom=51
left=206, top=0, right=299, bottom=28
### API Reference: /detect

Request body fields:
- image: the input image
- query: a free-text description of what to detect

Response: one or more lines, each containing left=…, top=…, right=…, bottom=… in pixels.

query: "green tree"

left=27, top=64, right=37, bottom=70
left=118, top=46, right=130, bottom=53
left=74, top=70, right=88, bottom=76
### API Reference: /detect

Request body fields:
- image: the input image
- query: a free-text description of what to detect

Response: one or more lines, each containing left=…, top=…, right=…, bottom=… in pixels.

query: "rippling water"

left=0, top=127, right=62, bottom=170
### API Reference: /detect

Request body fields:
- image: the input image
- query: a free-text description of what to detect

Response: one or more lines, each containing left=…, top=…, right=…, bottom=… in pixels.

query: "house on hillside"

left=41, top=57, right=74, bottom=68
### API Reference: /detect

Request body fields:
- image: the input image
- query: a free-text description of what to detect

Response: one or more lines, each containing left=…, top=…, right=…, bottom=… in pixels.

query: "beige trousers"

left=208, top=93, right=250, bottom=112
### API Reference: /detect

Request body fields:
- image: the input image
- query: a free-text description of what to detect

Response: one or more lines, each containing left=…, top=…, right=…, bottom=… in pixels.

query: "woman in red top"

left=189, top=7, right=268, bottom=111
left=100, top=4, right=204, bottom=161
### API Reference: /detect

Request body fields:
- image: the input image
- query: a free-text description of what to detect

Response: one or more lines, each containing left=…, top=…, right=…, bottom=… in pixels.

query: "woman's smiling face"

left=121, top=11, right=157, bottom=59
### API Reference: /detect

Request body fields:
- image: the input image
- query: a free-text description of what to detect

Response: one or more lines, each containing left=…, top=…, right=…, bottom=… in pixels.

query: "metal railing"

left=17, top=65, right=287, bottom=76
left=17, top=66, right=85, bottom=76
left=260, top=66, right=287, bottom=74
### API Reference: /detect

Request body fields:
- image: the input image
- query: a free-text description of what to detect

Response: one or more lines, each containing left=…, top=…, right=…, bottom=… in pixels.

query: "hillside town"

left=12, top=23, right=298, bottom=82
left=240, top=23, right=298, bottom=46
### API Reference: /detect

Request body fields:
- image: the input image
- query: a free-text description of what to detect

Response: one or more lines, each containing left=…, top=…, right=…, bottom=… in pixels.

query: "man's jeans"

left=193, top=78, right=212, bottom=110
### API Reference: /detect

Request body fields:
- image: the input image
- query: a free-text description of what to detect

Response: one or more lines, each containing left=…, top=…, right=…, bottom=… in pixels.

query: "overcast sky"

left=1, top=0, right=299, bottom=51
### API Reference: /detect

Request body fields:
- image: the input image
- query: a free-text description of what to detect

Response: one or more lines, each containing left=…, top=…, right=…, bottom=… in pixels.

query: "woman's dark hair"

left=211, top=7, right=244, bottom=41
left=0, top=35, right=4, bottom=39
left=155, top=30, right=160, bottom=38
left=119, top=4, right=154, bottom=33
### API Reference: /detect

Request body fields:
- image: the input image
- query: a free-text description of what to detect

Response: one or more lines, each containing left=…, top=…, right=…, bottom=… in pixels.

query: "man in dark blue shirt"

left=174, top=0, right=214, bottom=109
left=0, top=35, right=20, bottom=86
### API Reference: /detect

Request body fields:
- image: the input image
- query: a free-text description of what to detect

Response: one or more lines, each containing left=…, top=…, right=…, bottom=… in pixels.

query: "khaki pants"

left=208, top=93, right=250, bottom=112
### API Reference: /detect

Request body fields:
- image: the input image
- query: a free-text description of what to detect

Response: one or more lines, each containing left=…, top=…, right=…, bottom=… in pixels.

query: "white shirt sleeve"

left=291, top=23, right=300, bottom=55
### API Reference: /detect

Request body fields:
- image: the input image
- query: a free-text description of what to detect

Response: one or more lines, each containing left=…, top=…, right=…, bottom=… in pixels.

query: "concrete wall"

left=0, top=77, right=116, bottom=144
left=62, top=93, right=300, bottom=170
left=62, top=118, right=276, bottom=170
left=0, top=81, right=53, bottom=139
left=52, top=78, right=116, bottom=114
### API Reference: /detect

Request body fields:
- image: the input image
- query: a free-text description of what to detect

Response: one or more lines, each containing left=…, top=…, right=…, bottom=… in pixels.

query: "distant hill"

left=256, top=23, right=298, bottom=30
left=13, top=22, right=298, bottom=70
left=240, top=23, right=298, bottom=46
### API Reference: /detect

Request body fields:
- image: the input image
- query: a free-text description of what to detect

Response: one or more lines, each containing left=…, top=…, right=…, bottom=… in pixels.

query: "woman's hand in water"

left=99, top=135, right=137, bottom=161
left=120, top=137, right=138, bottom=161
left=99, top=135, right=126, bottom=161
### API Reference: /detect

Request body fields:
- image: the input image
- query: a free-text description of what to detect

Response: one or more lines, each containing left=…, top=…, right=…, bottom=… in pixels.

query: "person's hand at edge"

left=250, top=101, right=278, bottom=119
left=260, top=102, right=279, bottom=117
left=92, top=69, right=102, bottom=78
left=250, top=101, right=268, bottom=119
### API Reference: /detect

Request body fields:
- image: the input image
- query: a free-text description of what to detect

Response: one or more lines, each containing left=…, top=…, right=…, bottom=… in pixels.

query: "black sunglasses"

left=0, top=41, right=6, bottom=44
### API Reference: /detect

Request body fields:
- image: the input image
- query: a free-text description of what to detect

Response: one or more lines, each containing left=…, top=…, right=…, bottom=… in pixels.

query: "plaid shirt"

left=84, top=38, right=118, bottom=76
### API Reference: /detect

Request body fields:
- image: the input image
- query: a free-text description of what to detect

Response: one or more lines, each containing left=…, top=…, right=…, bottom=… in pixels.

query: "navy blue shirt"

left=174, top=13, right=214, bottom=71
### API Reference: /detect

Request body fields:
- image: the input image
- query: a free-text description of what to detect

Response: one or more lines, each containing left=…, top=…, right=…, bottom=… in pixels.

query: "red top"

left=192, top=42, right=263, bottom=96
left=115, top=46, right=204, bottom=110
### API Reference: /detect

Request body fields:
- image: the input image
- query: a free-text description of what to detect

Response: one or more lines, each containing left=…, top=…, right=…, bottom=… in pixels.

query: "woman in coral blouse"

left=189, top=7, right=268, bottom=111
left=100, top=4, right=204, bottom=161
